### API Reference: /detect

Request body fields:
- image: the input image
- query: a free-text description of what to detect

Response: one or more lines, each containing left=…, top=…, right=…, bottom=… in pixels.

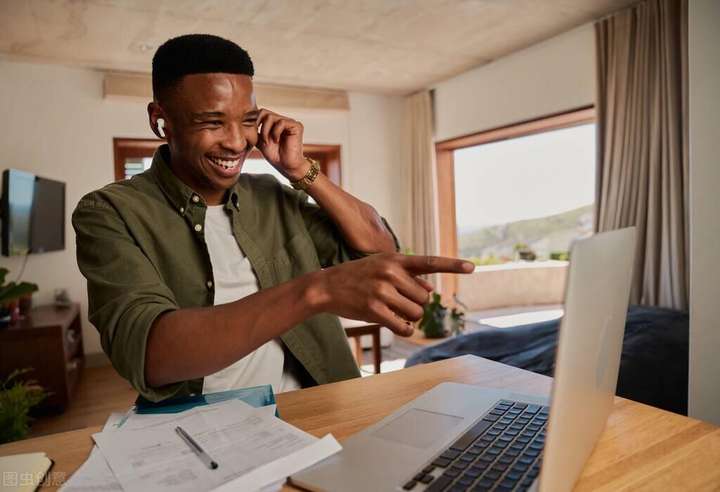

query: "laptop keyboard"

left=402, top=400, right=549, bottom=492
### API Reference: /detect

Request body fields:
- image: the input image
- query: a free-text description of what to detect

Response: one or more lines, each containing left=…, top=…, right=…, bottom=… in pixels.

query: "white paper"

left=59, top=413, right=125, bottom=491
left=60, top=402, right=277, bottom=492
left=258, top=481, right=285, bottom=492
left=91, top=400, right=337, bottom=492
left=58, top=450, right=122, bottom=492
left=211, top=434, right=342, bottom=492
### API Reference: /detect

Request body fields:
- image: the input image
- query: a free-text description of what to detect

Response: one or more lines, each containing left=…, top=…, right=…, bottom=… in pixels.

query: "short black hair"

left=152, top=34, right=254, bottom=102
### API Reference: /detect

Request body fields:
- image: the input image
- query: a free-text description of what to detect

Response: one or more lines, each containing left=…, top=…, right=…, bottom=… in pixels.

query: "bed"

left=405, top=305, right=688, bottom=414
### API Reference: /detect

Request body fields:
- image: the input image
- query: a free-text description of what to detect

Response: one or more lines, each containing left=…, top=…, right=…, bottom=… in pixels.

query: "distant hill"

left=458, top=205, right=594, bottom=260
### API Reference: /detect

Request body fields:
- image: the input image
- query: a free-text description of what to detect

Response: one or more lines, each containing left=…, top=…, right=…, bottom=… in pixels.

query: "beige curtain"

left=405, top=91, right=440, bottom=280
left=595, top=0, right=688, bottom=310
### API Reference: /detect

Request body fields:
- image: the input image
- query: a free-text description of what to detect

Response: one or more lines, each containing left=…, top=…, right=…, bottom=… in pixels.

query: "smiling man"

left=73, top=34, right=473, bottom=402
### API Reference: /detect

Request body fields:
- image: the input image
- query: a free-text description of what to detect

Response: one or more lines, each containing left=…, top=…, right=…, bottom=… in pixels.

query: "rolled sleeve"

left=296, top=192, right=401, bottom=267
left=72, top=194, right=185, bottom=401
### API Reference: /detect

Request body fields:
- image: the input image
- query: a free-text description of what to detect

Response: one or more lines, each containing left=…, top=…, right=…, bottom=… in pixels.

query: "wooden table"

left=1, top=355, right=719, bottom=491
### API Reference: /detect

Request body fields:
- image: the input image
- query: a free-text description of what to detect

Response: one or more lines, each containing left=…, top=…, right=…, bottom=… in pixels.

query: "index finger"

left=399, top=255, right=475, bottom=274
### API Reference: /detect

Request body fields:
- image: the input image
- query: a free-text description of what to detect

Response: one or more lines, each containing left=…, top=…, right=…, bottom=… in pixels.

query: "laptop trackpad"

left=371, top=408, right=463, bottom=449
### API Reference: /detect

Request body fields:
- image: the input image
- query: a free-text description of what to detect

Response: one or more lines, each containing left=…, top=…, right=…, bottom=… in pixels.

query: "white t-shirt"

left=201, top=205, right=301, bottom=395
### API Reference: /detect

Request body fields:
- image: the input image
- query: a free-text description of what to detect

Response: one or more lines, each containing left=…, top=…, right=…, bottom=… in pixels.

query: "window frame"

left=434, top=105, right=596, bottom=297
left=113, top=139, right=342, bottom=185
left=113, top=138, right=164, bottom=181
left=246, top=143, right=342, bottom=185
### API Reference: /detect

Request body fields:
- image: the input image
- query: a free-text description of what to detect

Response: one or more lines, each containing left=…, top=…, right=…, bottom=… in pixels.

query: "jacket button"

left=194, top=224, right=203, bottom=232
left=206, top=280, right=213, bottom=289
left=192, top=195, right=200, bottom=203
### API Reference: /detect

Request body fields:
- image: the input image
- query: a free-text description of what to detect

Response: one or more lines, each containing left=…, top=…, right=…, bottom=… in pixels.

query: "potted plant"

left=0, top=268, right=38, bottom=328
left=419, top=292, right=448, bottom=338
left=0, top=368, right=47, bottom=443
left=449, top=307, right=466, bottom=336
left=514, top=243, right=537, bottom=262
left=550, top=251, right=570, bottom=261
left=419, top=293, right=467, bottom=339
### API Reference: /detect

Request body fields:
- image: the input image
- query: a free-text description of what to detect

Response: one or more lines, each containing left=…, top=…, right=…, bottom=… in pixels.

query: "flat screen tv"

left=1, top=169, right=66, bottom=256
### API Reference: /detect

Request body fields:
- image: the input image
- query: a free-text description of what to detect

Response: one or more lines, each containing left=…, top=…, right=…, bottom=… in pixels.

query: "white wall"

left=688, top=0, right=720, bottom=425
left=283, top=93, right=408, bottom=245
left=0, top=58, right=152, bottom=356
left=346, top=93, right=407, bottom=244
left=0, top=58, right=406, bottom=356
left=433, top=24, right=596, bottom=141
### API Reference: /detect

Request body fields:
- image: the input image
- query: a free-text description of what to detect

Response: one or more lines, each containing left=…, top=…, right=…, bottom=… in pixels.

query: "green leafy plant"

left=419, top=292, right=448, bottom=338
left=550, top=251, right=570, bottom=261
left=0, top=268, right=38, bottom=304
left=419, top=294, right=467, bottom=339
left=0, top=369, right=47, bottom=443
left=513, top=243, right=537, bottom=262
left=449, top=308, right=466, bottom=336
left=0, top=268, right=38, bottom=326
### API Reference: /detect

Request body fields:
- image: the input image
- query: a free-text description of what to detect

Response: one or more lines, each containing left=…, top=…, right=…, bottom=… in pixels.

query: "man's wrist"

left=290, top=157, right=321, bottom=190
left=300, top=270, right=331, bottom=314
left=286, top=158, right=311, bottom=181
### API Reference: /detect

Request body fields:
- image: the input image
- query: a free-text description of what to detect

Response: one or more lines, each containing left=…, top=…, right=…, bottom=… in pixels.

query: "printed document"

left=91, top=399, right=340, bottom=492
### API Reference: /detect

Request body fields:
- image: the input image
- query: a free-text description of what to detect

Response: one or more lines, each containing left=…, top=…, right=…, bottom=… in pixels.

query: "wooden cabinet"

left=0, top=303, right=84, bottom=412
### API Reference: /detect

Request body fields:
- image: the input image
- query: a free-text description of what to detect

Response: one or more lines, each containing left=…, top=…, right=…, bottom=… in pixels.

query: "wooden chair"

left=341, top=321, right=382, bottom=374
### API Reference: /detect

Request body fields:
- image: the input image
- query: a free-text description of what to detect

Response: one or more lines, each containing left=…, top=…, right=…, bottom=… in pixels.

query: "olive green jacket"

left=72, top=145, right=396, bottom=402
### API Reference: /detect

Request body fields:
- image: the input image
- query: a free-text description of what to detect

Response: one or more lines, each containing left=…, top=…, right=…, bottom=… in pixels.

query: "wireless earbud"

left=157, top=118, right=166, bottom=138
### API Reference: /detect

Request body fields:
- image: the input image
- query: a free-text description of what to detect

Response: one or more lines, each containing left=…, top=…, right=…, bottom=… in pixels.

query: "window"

left=242, top=155, right=289, bottom=185
left=454, top=123, right=595, bottom=263
left=435, top=107, right=595, bottom=293
left=113, top=138, right=163, bottom=181
left=112, top=139, right=342, bottom=186
left=241, top=145, right=342, bottom=188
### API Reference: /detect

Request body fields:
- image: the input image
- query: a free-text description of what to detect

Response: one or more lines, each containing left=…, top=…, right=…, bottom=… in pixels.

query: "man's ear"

left=147, top=102, right=168, bottom=140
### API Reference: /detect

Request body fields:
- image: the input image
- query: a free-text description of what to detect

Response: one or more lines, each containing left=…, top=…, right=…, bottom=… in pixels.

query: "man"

left=73, top=34, right=473, bottom=402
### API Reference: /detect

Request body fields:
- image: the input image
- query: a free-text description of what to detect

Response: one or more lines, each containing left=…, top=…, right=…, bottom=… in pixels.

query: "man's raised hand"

left=255, top=108, right=308, bottom=181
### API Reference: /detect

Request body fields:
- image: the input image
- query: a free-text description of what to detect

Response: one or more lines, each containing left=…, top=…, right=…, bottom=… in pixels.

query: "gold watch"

left=290, top=157, right=321, bottom=191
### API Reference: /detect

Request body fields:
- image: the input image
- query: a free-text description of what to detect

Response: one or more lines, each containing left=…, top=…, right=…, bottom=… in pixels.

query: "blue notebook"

left=134, top=384, right=278, bottom=416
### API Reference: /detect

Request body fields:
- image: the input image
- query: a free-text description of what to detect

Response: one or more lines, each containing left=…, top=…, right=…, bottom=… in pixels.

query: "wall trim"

left=436, top=105, right=595, bottom=150
left=103, top=71, right=350, bottom=111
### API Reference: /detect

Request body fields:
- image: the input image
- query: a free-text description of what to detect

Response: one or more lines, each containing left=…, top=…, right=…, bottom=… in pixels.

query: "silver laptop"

left=291, top=227, right=637, bottom=492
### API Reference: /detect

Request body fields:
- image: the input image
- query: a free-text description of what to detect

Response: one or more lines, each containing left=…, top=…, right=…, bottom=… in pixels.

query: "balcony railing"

left=457, top=260, right=568, bottom=311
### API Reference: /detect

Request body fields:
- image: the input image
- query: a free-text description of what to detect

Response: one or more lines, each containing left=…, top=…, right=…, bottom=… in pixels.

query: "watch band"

left=291, top=157, right=321, bottom=191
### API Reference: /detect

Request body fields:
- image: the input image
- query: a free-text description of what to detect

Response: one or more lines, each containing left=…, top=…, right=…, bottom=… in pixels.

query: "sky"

left=454, top=123, right=596, bottom=232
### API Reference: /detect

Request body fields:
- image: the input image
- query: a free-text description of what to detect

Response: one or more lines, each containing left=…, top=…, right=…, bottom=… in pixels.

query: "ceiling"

left=0, top=0, right=637, bottom=95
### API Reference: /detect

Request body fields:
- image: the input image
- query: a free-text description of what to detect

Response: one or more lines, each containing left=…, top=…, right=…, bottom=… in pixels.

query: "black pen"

left=175, top=426, right=219, bottom=470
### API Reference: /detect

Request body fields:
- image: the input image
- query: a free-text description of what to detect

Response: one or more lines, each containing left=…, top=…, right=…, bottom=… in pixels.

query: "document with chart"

left=89, top=399, right=341, bottom=492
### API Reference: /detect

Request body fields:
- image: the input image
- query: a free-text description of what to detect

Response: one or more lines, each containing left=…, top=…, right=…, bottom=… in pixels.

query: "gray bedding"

left=405, top=305, right=689, bottom=414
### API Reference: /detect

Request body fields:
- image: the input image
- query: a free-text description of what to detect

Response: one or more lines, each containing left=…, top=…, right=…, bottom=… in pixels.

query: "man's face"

left=154, top=73, right=259, bottom=203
